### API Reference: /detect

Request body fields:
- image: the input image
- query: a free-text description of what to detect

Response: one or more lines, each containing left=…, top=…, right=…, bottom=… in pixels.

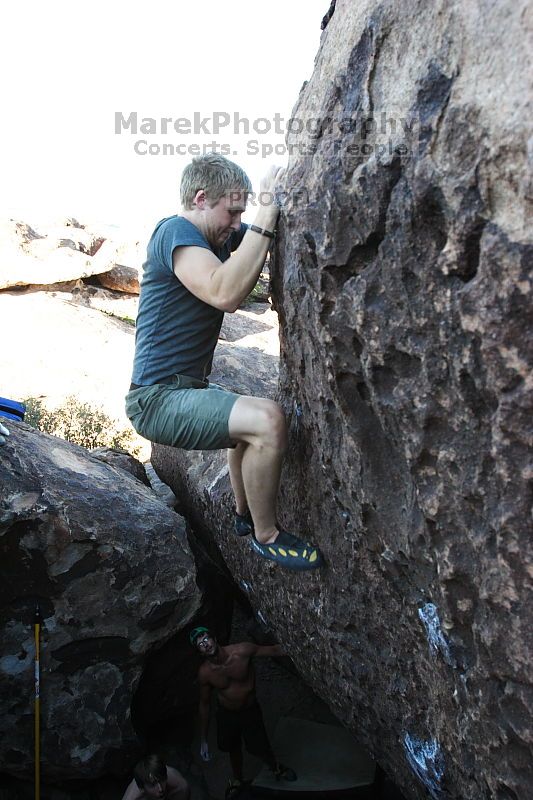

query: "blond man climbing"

left=125, top=154, right=323, bottom=570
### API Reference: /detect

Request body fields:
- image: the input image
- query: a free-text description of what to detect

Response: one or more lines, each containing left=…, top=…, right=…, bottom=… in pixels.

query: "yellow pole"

left=34, top=606, right=41, bottom=800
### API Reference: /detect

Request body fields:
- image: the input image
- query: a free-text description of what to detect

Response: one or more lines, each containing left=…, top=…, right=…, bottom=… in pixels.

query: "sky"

left=0, top=0, right=328, bottom=232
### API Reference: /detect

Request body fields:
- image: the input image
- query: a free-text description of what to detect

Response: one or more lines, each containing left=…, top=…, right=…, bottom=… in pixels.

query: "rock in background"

left=0, top=217, right=144, bottom=292
left=154, top=1, right=532, bottom=799
left=0, top=422, right=201, bottom=781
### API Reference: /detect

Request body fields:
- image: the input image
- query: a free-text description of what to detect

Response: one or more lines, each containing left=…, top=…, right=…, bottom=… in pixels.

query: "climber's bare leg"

left=227, top=442, right=248, bottom=516
left=228, top=396, right=287, bottom=544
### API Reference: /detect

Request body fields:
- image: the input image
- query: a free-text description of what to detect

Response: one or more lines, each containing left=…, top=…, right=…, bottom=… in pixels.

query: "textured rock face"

left=273, top=1, right=532, bottom=798
left=97, top=263, right=140, bottom=294
left=153, top=2, right=532, bottom=799
left=91, top=446, right=150, bottom=485
left=0, top=423, right=201, bottom=780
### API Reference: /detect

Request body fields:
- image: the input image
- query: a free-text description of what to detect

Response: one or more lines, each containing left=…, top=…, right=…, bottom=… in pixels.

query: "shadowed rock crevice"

left=414, top=60, right=455, bottom=152
left=51, top=637, right=131, bottom=674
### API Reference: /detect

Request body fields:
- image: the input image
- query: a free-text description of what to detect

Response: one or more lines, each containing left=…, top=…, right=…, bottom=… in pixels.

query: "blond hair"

left=180, top=153, right=252, bottom=209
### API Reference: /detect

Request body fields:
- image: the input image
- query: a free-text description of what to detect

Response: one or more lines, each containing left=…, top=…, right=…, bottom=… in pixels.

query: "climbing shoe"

left=234, top=509, right=254, bottom=537
left=250, top=529, right=323, bottom=571
left=274, top=763, right=297, bottom=781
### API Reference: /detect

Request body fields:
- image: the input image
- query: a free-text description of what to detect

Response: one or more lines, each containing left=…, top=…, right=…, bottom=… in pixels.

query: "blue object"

left=403, top=733, right=445, bottom=799
left=418, top=602, right=455, bottom=667
left=0, top=397, right=25, bottom=421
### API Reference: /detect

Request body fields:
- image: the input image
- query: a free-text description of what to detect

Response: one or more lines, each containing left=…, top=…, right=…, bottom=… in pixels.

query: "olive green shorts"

left=125, top=374, right=240, bottom=450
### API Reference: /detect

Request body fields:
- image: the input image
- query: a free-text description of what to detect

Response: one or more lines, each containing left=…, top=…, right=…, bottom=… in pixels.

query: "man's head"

left=133, top=755, right=168, bottom=798
left=180, top=153, right=252, bottom=210
left=189, top=626, right=218, bottom=657
left=180, top=154, right=251, bottom=247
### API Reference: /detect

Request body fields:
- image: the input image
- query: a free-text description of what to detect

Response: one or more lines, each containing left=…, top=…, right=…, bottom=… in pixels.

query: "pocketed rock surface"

left=0, top=422, right=201, bottom=780
left=153, top=1, right=533, bottom=799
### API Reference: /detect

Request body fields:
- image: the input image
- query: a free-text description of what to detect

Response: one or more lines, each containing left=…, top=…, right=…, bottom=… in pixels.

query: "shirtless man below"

left=121, top=754, right=189, bottom=800
left=191, top=626, right=296, bottom=796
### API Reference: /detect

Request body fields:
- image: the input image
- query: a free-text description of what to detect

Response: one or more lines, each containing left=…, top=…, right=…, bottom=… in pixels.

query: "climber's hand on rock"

left=260, top=164, right=286, bottom=197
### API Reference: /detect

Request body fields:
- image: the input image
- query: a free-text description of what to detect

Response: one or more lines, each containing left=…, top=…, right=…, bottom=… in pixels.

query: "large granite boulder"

left=94, top=240, right=144, bottom=294
left=91, top=446, right=150, bottom=485
left=0, top=422, right=201, bottom=781
left=0, top=218, right=142, bottom=292
left=153, top=2, right=532, bottom=799
left=96, top=263, right=140, bottom=294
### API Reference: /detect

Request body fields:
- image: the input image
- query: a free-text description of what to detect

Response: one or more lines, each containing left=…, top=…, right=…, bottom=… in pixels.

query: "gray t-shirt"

left=131, top=216, right=247, bottom=384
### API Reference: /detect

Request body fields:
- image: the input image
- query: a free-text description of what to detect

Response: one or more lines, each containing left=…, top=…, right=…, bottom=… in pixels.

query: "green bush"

left=244, top=278, right=270, bottom=305
left=23, top=395, right=141, bottom=456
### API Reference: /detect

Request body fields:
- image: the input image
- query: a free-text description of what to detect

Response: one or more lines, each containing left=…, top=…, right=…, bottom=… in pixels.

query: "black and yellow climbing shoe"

left=250, top=529, right=323, bottom=571
left=234, top=509, right=253, bottom=537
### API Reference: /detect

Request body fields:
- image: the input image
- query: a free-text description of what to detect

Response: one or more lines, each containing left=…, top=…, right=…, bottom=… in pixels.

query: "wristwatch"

left=249, top=224, right=275, bottom=239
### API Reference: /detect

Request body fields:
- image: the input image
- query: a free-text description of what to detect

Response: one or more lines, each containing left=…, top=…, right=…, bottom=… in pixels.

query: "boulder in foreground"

left=0, top=422, right=201, bottom=780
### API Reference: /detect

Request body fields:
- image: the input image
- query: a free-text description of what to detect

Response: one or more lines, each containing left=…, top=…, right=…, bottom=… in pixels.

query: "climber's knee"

left=228, top=396, right=287, bottom=451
